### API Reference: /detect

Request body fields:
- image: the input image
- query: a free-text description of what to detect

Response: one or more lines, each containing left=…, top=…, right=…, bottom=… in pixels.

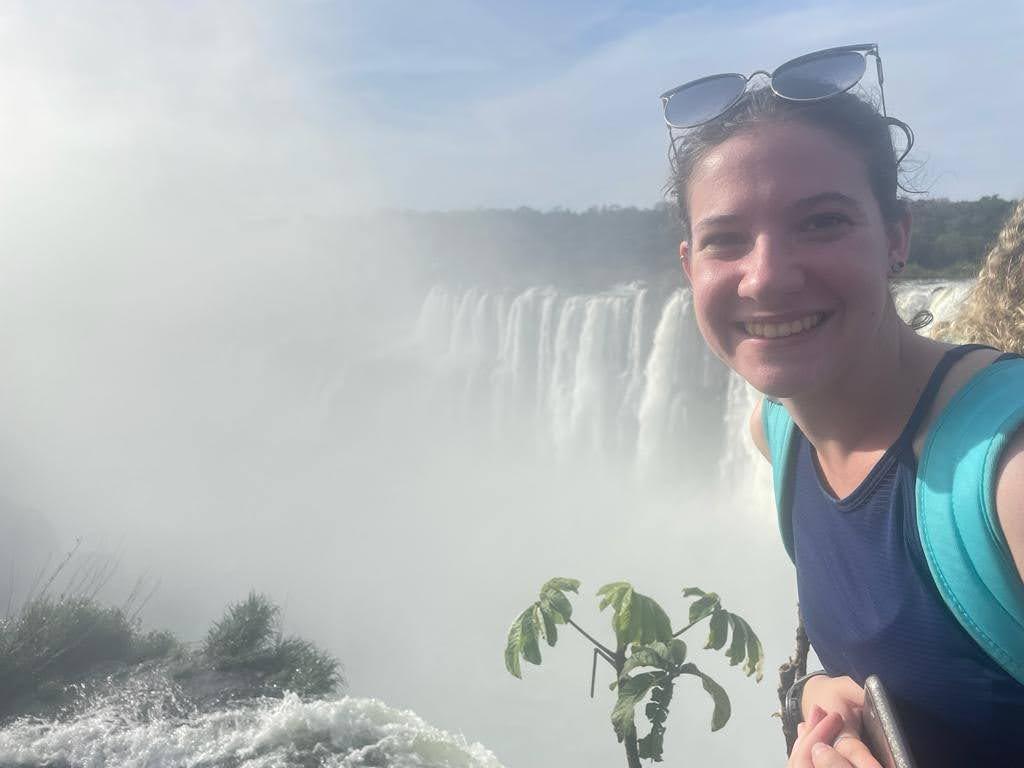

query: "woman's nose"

left=737, top=234, right=804, bottom=302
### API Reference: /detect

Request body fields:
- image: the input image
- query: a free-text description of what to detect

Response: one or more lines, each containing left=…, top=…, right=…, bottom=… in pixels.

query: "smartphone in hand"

left=862, top=675, right=917, bottom=768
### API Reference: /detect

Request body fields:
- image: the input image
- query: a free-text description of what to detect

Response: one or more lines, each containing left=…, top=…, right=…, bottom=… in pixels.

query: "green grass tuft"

left=0, top=595, right=176, bottom=714
left=202, top=591, right=343, bottom=696
left=0, top=576, right=341, bottom=718
left=203, top=591, right=279, bottom=661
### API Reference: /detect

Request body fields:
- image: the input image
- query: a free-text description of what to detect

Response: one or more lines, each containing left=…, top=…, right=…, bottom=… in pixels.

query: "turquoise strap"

left=762, top=397, right=798, bottom=563
left=917, top=359, right=1024, bottom=686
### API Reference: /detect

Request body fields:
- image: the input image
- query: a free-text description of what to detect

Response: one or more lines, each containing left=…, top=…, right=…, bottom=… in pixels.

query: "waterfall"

left=414, top=280, right=971, bottom=486
left=414, top=283, right=728, bottom=474
left=635, top=290, right=695, bottom=472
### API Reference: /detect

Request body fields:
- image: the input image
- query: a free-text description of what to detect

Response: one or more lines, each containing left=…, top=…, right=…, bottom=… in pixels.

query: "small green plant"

left=131, top=629, right=180, bottom=663
left=203, top=592, right=342, bottom=696
left=203, top=592, right=279, bottom=661
left=0, top=595, right=166, bottom=714
left=504, top=578, right=763, bottom=767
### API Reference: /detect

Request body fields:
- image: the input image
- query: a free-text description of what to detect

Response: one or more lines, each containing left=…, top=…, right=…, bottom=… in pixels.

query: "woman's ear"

left=888, top=205, right=912, bottom=268
left=680, top=240, right=693, bottom=285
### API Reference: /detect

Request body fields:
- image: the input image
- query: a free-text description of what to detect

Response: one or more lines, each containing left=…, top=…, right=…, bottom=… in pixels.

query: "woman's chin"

left=731, top=359, right=826, bottom=400
left=726, top=327, right=835, bottom=398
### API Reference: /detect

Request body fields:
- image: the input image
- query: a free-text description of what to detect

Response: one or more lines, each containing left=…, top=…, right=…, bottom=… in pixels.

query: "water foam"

left=0, top=690, right=503, bottom=768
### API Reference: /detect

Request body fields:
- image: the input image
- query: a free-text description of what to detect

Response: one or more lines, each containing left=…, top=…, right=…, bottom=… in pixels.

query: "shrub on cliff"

left=0, top=595, right=178, bottom=715
left=203, top=591, right=342, bottom=696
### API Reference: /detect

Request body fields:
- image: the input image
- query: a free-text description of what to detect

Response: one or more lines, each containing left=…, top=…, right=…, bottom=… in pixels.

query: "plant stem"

left=778, top=606, right=810, bottom=754
left=624, top=734, right=643, bottom=768
left=567, top=618, right=615, bottom=665
left=671, top=616, right=704, bottom=638
left=614, top=645, right=642, bottom=768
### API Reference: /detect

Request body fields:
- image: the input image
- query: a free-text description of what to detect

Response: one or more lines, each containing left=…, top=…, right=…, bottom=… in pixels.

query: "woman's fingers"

left=788, top=713, right=846, bottom=768
left=811, top=743, right=854, bottom=767
left=833, top=735, right=884, bottom=768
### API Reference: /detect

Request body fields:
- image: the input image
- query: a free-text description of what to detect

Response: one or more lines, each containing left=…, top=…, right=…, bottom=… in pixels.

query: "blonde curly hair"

left=932, top=199, right=1024, bottom=354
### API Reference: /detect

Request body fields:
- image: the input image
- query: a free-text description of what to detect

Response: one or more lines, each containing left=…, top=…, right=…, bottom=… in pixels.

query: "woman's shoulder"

left=910, top=345, right=1006, bottom=461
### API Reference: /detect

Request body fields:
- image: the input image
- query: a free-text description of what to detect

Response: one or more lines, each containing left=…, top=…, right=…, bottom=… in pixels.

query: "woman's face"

left=680, top=121, right=909, bottom=398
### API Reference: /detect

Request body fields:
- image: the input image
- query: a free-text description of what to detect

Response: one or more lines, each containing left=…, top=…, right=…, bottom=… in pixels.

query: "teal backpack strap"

left=761, top=397, right=799, bottom=564
left=917, top=357, right=1024, bottom=686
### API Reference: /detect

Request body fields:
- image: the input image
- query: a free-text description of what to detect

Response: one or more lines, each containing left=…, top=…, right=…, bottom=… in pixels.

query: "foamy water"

left=0, top=690, right=502, bottom=768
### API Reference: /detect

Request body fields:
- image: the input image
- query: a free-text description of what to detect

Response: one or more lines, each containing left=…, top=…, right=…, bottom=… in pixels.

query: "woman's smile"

left=739, top=311, right=828, bottom=340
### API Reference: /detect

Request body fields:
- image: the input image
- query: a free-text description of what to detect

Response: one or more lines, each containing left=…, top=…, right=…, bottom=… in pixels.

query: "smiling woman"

left=661, top=49, right=1024, bottom=768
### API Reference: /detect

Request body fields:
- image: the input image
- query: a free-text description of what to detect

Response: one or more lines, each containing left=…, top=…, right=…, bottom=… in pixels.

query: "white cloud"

left=0, top=0, right=381, bottom=235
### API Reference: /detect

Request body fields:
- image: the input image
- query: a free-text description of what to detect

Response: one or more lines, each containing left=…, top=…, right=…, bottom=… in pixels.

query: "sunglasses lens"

left=663, top=73, right=746, bottom=128
left=772, top=51, right=866, bottom=100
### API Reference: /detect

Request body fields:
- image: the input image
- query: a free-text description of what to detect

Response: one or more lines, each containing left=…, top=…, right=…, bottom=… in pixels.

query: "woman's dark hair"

left=668, top=87, right=911, bottom=236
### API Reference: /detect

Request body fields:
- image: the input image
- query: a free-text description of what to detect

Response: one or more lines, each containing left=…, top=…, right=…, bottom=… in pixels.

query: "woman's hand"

left=801, top=675, right=865, bottom=740
left=786, top=706, right=883, bottom=768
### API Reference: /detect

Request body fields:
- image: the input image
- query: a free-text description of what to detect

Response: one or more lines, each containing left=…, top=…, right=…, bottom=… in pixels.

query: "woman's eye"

left=800, top=212, right=853, bottom=232
left=701, top=232, right=747, bottom=250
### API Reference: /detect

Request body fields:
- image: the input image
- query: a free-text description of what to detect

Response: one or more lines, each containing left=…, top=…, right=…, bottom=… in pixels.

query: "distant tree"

left=504, top=578, right=763, bottom=767
left=367, top=197, right=1017, bottom=289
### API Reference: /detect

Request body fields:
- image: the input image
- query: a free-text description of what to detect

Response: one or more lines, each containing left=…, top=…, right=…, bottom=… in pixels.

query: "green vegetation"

left=1, top=561, right=342, bottom=719
left=505, top=578, right=763, bottom=767
left=0, top=596, right=177, bottom=713
left=903, top=196, right=1016, bottom=278
left=379, top=196, right=1017, bottom=289
left=204, top=592, right=341, bottom=696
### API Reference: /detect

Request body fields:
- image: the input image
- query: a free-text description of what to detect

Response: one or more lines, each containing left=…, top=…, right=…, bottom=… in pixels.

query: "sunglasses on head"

left=660, top=43, right=887, bottom=129
left=659, top=44, right=912, bottom=165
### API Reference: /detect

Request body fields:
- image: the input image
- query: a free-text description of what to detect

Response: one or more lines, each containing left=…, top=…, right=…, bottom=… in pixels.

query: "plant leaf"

left=620, top=643, right=669, bottom=679
left=687, top=592, right=721, bottom=625
left=597, top=581, right=631, bottom=611
left=637, top=677, right=675, bottom=762
left=617, top=590, right=672, bottom=646
left=680, top=663, right=731, bottom=731
left=705, top=609, right=728, bottom=651
left=611, top=671, right=658, bottom=742
left=539, top=589, right=572, bottom=622
left=504, top=577, right=582, bottom=675
left=542, top=577, right=580, bottom=594
left=667, top=638, right=687, bottom=665
left=726, top=614, right=747, bottom=666
left=539, top=578, right=578, bottom=623
left=519, top=609, right=541, bottom=665
left=539, top=605, right=559, bottom=647
left=737, top=615, right=765, bottom=682
left=681, top=586, right=706, bottom=598
left=504, top=609, right=527, bottom=678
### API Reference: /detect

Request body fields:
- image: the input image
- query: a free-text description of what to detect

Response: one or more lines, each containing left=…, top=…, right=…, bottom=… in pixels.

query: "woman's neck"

left=781, top=312, right=947, bottom=469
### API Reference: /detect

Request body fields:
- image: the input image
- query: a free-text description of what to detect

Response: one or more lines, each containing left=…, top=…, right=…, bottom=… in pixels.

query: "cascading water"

left=415, top=283, right=730, bottom=477
left=414, top=279, right=971, bottom=490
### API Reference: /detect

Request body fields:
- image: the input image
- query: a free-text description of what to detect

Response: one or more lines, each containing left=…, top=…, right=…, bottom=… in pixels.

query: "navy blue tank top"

left=793, top=345, right=1024, bottom=767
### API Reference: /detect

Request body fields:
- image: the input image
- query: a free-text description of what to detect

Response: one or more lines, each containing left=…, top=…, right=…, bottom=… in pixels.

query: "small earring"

left=889, top=261, right=906, bottom=275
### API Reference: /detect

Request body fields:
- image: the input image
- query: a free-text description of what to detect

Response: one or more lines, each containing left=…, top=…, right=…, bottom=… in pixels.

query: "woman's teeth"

left=743, top=313, right=824, bottom=339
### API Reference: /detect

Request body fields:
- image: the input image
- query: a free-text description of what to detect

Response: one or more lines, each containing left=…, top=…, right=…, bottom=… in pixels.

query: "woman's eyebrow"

left=693, top=213, right=742, bottom=232
left=787, top=191, right=865, bottom=214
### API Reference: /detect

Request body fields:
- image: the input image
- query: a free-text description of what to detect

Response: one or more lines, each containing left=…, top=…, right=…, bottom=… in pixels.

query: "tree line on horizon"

left=377, top=195, right=1017, bottom=290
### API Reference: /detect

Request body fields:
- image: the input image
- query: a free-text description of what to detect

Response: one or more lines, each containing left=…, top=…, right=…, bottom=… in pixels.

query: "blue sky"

left=318, top=0, right=1024, bottom=210
left=2, top=0, right=1022, bottom=214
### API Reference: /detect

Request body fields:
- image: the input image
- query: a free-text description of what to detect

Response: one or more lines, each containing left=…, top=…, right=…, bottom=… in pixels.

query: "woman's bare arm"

left=750, top=399, right=770, bottom=461
left=996, top=427, right=1024, bottom=584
